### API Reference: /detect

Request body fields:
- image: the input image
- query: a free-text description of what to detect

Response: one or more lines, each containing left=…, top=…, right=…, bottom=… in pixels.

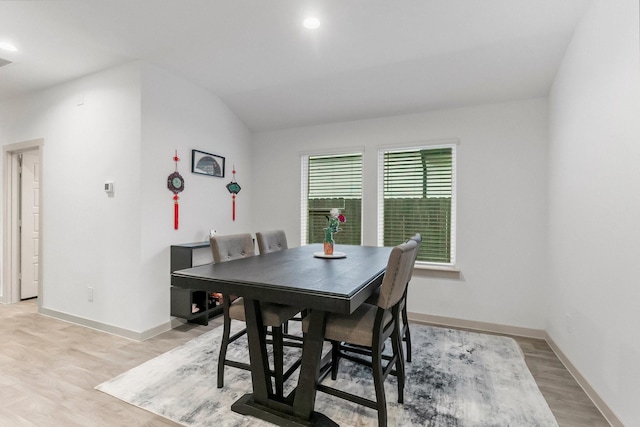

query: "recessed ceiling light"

left=303, top=17, right=320, bottom=29
left=0, top=42, right=17, bottom=52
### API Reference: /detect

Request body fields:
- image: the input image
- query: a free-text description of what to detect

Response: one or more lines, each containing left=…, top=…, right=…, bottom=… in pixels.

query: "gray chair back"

left=377, top=239, right=418, bottom=310
left=409, top=233, right=422, bottom=247
left=256, top=230, right=288, bottom=254
left=407, top=233, right=421, bottom=281
left=210, top=233, right=255, bottom=263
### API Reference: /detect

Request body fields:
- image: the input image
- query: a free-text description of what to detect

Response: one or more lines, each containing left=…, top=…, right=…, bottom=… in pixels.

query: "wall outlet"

left=87, top=287, right=94, bottom=302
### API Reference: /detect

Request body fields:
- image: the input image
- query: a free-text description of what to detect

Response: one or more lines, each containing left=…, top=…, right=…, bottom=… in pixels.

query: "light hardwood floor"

left=0, top=300, right=610, bottom=426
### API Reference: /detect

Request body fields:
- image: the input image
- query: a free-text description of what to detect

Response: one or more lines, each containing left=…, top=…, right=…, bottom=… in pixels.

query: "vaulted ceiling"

left=0, top=0, right=590, bottom=131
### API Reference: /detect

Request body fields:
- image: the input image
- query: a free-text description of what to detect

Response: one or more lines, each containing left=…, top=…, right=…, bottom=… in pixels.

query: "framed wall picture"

left=191, top=150, right=225, bottom=178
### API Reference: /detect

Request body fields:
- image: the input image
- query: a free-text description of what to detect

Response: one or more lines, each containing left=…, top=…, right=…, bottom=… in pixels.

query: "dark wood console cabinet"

left=170, top=242, right=222, bottom=325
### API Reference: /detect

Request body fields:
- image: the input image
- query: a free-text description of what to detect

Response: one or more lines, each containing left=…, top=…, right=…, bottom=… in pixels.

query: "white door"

left=20, top=150, right=40, bottom=299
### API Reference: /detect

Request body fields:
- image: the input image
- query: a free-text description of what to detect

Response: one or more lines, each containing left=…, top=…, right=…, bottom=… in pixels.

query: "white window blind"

left=301, top=152, right=362, bottom=245
left=377, top=144, right=456, bottom=265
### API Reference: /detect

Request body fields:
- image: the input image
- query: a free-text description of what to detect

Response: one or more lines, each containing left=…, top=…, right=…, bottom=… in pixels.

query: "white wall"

left=1, top=62, right=144, bottom=331
left=252, top=98, right=549, bottom=330
left=0, top=61, right=253, bottom=336
left=548, top=0, right=640, bottom=424
left=139, top=64, right=253, bottom=331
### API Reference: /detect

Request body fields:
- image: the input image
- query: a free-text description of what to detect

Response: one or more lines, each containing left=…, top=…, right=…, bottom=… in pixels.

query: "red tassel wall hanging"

left=167, top=150, right=184, bottom=229
left=226, top=166, right=241, bottom=221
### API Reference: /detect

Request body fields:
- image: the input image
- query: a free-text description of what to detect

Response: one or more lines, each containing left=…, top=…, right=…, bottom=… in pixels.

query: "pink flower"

left=326, top=208, right=346, bottom=233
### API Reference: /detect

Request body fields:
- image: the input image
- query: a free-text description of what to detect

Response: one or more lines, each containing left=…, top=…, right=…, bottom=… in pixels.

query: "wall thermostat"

left=104, top=181, right=114, bottom=194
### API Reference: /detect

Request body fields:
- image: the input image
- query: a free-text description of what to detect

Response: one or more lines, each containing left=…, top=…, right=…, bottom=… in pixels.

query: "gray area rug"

left=96, top=323, right=558, bottom=426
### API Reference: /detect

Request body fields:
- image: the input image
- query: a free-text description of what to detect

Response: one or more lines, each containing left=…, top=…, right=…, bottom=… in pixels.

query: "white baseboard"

left=544, top=333, right=623, bottom=427
left=408, top=311, right=620, bottom=427
left=39, top=307, right=172, bottom=342
left=408, top=311, right=546, bottom=339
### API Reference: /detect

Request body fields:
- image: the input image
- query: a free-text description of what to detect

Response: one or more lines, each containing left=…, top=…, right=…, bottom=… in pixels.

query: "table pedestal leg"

left=243, top=298, right=272, bottom=400
left=231, top=304, right=337, bottom=426
left=293, top=310, right=327, bottom=418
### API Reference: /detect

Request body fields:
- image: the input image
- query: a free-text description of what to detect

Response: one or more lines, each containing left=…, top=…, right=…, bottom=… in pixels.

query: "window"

left=378, top=144, right=456, bottom=265
left=301, top=152, right=362, bottom=245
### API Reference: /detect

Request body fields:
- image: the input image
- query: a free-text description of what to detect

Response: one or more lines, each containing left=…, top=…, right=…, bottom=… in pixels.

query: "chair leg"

left=402, top=303, right=411, bottom=363
left=372, top=341, right=388, bottom=427
left=392, top=328, right=405, bottom=404
left=272, top=326, right=285, bottom=396
left=331, top=340, right=341, bottom=380
left=217, top=304, right=232, bottom=389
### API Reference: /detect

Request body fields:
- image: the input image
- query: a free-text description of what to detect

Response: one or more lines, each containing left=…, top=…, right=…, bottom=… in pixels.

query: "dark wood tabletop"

left=171, top=244, right=393, bottom=314
left=171, top=243, right=393, bottom=426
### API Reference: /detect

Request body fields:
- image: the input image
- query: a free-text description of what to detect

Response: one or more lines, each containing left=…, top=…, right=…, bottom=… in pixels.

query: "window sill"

left=413, top=262, right=461, bottom=279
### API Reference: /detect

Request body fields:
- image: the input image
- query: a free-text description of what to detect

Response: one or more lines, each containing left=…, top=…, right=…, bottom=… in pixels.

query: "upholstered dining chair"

left=256, top=229, right=288, bottom=254
left=303, top=239, right=419, bottom=427
left=256, top=230, right=306, bottom=335
left=211, top=233, right=301, bottom=396
left=393, top=233, right=421, bottom=362
left=364, top=233, right=421, bottom=362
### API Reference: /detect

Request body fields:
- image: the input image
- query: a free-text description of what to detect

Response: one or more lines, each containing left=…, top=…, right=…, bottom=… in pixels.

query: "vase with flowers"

left=324, top=208, right=346, bottom=255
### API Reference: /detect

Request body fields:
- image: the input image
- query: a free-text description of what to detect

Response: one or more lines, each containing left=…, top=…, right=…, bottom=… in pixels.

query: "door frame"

left=2, top=139, right=44, bottom=308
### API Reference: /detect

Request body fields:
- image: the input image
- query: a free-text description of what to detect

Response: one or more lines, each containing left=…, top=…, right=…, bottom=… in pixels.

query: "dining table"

left=171, top=243, right=393, bottom=426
